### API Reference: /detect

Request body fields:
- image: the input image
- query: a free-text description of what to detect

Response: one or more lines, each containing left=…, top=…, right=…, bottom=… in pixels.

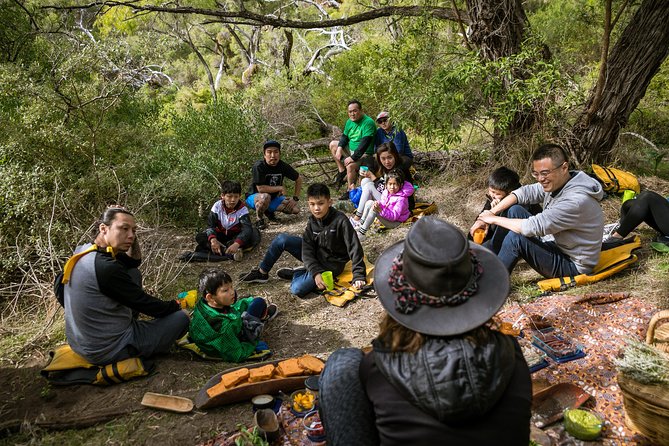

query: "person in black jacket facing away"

left=240, top=183, right=366, bottom=297
left=319, top=217, right=532, bottom=446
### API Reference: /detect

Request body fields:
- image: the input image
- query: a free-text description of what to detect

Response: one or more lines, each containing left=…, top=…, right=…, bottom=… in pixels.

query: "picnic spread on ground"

left=36, top=140, right=669, bottom=446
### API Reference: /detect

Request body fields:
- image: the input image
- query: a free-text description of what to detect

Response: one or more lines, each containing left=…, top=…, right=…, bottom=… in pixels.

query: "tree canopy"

left=1, top=0, right=668, bottom=281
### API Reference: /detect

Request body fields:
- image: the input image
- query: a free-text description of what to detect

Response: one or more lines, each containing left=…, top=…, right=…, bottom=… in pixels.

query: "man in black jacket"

left=240, top=183, right=366, bottom=297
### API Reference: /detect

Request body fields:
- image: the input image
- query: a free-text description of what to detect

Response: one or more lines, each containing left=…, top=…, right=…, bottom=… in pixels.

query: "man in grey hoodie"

left=474, top=144, right=604, bottom=278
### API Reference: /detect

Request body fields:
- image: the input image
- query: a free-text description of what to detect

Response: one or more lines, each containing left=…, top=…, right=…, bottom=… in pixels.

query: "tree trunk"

left=569, top=0, right=669, bottom=165
left=466, top=0, right=527, bottom=61
left=466, top=0, right=538, bottom=144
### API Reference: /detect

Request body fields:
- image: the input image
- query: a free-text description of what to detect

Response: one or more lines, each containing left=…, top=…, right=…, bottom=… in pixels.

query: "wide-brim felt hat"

left=374, top=216, right=509, bottom=336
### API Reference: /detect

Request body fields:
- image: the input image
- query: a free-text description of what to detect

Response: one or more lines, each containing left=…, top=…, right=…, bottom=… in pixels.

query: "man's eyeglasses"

left=531, top=162, right=566, bottom=179
left=377, top=118, right=388, bottom=124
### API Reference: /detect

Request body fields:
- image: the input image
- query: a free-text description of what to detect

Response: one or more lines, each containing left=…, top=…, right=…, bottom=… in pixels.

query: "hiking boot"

left=265, top=211, right=279, bottom=223
left=263, top=303, right=279, bottom=322
left=277, top=267, right=297, bottom=280
left=240, top=268, right=269, bottom=283
left=255, top=218, right=267, bottom=230
left=233, top=250, right=243, bottom=262
left=177, top=251, right=194, bottom=263
left=333, top=170, right=347, bottom=187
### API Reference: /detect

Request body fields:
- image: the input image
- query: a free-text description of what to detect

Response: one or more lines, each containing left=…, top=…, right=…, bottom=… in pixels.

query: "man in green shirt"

left=329, top=100, right=377, bottom=198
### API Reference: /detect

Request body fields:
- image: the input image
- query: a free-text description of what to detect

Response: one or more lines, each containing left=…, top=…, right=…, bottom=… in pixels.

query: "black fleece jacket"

left=302, top=207, right=366, bottom=283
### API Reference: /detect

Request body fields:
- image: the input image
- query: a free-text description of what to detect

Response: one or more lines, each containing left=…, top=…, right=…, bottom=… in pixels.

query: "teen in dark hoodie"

left=240, top=183, right=366, bottom=297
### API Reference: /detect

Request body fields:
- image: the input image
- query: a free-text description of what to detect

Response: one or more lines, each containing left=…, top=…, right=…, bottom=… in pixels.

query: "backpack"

left=591, top=164, right=640, bottom=194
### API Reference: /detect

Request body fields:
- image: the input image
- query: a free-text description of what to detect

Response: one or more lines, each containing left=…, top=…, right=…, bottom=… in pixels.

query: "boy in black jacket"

left=240, top=183, right=366, bottom=298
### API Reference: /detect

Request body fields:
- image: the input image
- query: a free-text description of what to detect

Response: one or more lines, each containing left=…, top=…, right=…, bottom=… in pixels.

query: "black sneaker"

left=265, top=211, right=279, bottom=222
left=240, top=268, right=269, bottom=283
left=255, top=218, right=267, bottom=230
left=263, top=303, right=279, bottom=322
left=338, top=190, right=350, bottom=201
left=276, top=267, right=304, bottom=280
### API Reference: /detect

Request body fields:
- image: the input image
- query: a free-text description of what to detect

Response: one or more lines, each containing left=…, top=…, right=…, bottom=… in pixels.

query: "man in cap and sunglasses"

left=319, top=217, right=532, bottom=445
left=473, top=143, right=604, bottom=279
left=374, top=111, right=413, bottom=167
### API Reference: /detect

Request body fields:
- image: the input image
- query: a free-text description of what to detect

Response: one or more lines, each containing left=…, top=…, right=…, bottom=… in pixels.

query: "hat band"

left=389, top=251, right=483, bottom=314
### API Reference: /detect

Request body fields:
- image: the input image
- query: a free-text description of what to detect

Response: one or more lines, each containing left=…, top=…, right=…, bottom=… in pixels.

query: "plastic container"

left=564, top=408, right=603, bottom=440
left=321, top=271, right=334, bottom=291
left=303, top=410, right=326, bottom=442
left=473, top=229, right=485, bottom=244
left=251, top=394, right=275, bottom=412
left=305, top=375, right=320, bottom=407
left=290, top=389, right=315, bottom=417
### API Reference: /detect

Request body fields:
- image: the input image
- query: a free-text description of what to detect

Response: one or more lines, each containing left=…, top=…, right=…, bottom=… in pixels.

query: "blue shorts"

left=246, top=194, right=285, bottom=212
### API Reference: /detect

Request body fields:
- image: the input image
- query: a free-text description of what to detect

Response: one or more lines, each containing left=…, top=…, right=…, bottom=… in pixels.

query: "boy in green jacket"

left=188, top=269, right=278, bottom=362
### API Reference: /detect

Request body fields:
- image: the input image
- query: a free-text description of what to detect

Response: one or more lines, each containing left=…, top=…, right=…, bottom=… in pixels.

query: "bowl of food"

left=302, top=410, right=326, bottom=442
left=290, top=389, right=315, bottom=417
left=563, top=408, right=603, bottom=440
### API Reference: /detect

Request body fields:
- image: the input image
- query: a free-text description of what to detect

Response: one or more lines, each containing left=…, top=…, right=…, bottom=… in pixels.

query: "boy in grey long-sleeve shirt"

left=474, top=144, right=604, bottom=278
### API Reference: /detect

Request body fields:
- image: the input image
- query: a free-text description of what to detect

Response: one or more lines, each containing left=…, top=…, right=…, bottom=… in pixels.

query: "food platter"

left=195, top=359, right=321, bottom=409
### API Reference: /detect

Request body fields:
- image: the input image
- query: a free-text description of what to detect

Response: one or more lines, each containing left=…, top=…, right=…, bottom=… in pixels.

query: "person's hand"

left=343, top=156, right=354, bottom=166
left=477, top=210, right=496, bottom=225
left=314, top=273, right=326, bottom=290
left=352, top=280, right=366, bottom=290
left=210, top=238, right=222, bottom=255
left=469, top=219, right=488, bottom=237
left=277, top=185, right=286, bottom=196
left=127, top=235, right=141, bottom=260
left=372, top=202, right=380, bottom=213
left=225, top=242, right=240, bottom=255
left=490, top=197, right=501, bottom=208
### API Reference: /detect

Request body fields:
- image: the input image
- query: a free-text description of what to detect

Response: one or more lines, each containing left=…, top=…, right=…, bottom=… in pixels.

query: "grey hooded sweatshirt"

left=512, top=170, right=604, bottom=274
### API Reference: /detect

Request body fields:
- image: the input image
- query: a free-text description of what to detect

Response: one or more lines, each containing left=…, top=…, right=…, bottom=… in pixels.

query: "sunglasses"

left=377, top=118, right=389, bottom=123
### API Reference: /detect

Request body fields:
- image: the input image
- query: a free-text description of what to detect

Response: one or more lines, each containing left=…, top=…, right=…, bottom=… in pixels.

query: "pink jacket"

left=378, top=181, right=414, bottom=222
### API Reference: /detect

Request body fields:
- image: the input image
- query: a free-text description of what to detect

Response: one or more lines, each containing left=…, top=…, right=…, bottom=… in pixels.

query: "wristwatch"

left=293, top=196, right=299, bottom=201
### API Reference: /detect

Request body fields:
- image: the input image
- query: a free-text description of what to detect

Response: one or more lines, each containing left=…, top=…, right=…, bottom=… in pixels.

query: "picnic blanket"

left=498, top=295, right=657, bottom=444
left=196, top=401, right=318, bottom=446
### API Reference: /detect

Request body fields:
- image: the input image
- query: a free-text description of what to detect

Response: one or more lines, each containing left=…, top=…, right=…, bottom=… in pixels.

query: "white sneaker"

left=603, top=223, right=619, bottom=238
left=356, top=229, right=367, bottom=241
left=233, top=250, right=243, bottom=262
left=349, top=216, right=361, bottom=229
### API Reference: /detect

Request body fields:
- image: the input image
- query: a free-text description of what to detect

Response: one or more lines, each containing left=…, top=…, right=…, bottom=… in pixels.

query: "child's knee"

left=255, top=193, right=270, bottom=208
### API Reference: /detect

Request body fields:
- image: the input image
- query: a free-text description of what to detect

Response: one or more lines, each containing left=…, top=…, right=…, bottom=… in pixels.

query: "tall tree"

left=568, top=0, right=669, bottom=164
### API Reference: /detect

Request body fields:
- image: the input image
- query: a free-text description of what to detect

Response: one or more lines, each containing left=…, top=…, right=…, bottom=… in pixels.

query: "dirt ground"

left=1, top=174, right=668, bottom=445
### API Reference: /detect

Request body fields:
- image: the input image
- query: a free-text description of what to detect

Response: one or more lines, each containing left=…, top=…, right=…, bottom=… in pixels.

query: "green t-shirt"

left=343, top=114, right=376, bottom=155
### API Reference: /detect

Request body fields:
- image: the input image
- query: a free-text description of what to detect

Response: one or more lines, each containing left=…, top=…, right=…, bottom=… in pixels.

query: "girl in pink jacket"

left=354, top=169, right=413, bottom=241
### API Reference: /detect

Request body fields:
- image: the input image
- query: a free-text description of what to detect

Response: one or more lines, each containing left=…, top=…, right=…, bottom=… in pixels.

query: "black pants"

left=194, top=228, right=260, bottom=253
left=618, top=191, right=669, bottom=237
